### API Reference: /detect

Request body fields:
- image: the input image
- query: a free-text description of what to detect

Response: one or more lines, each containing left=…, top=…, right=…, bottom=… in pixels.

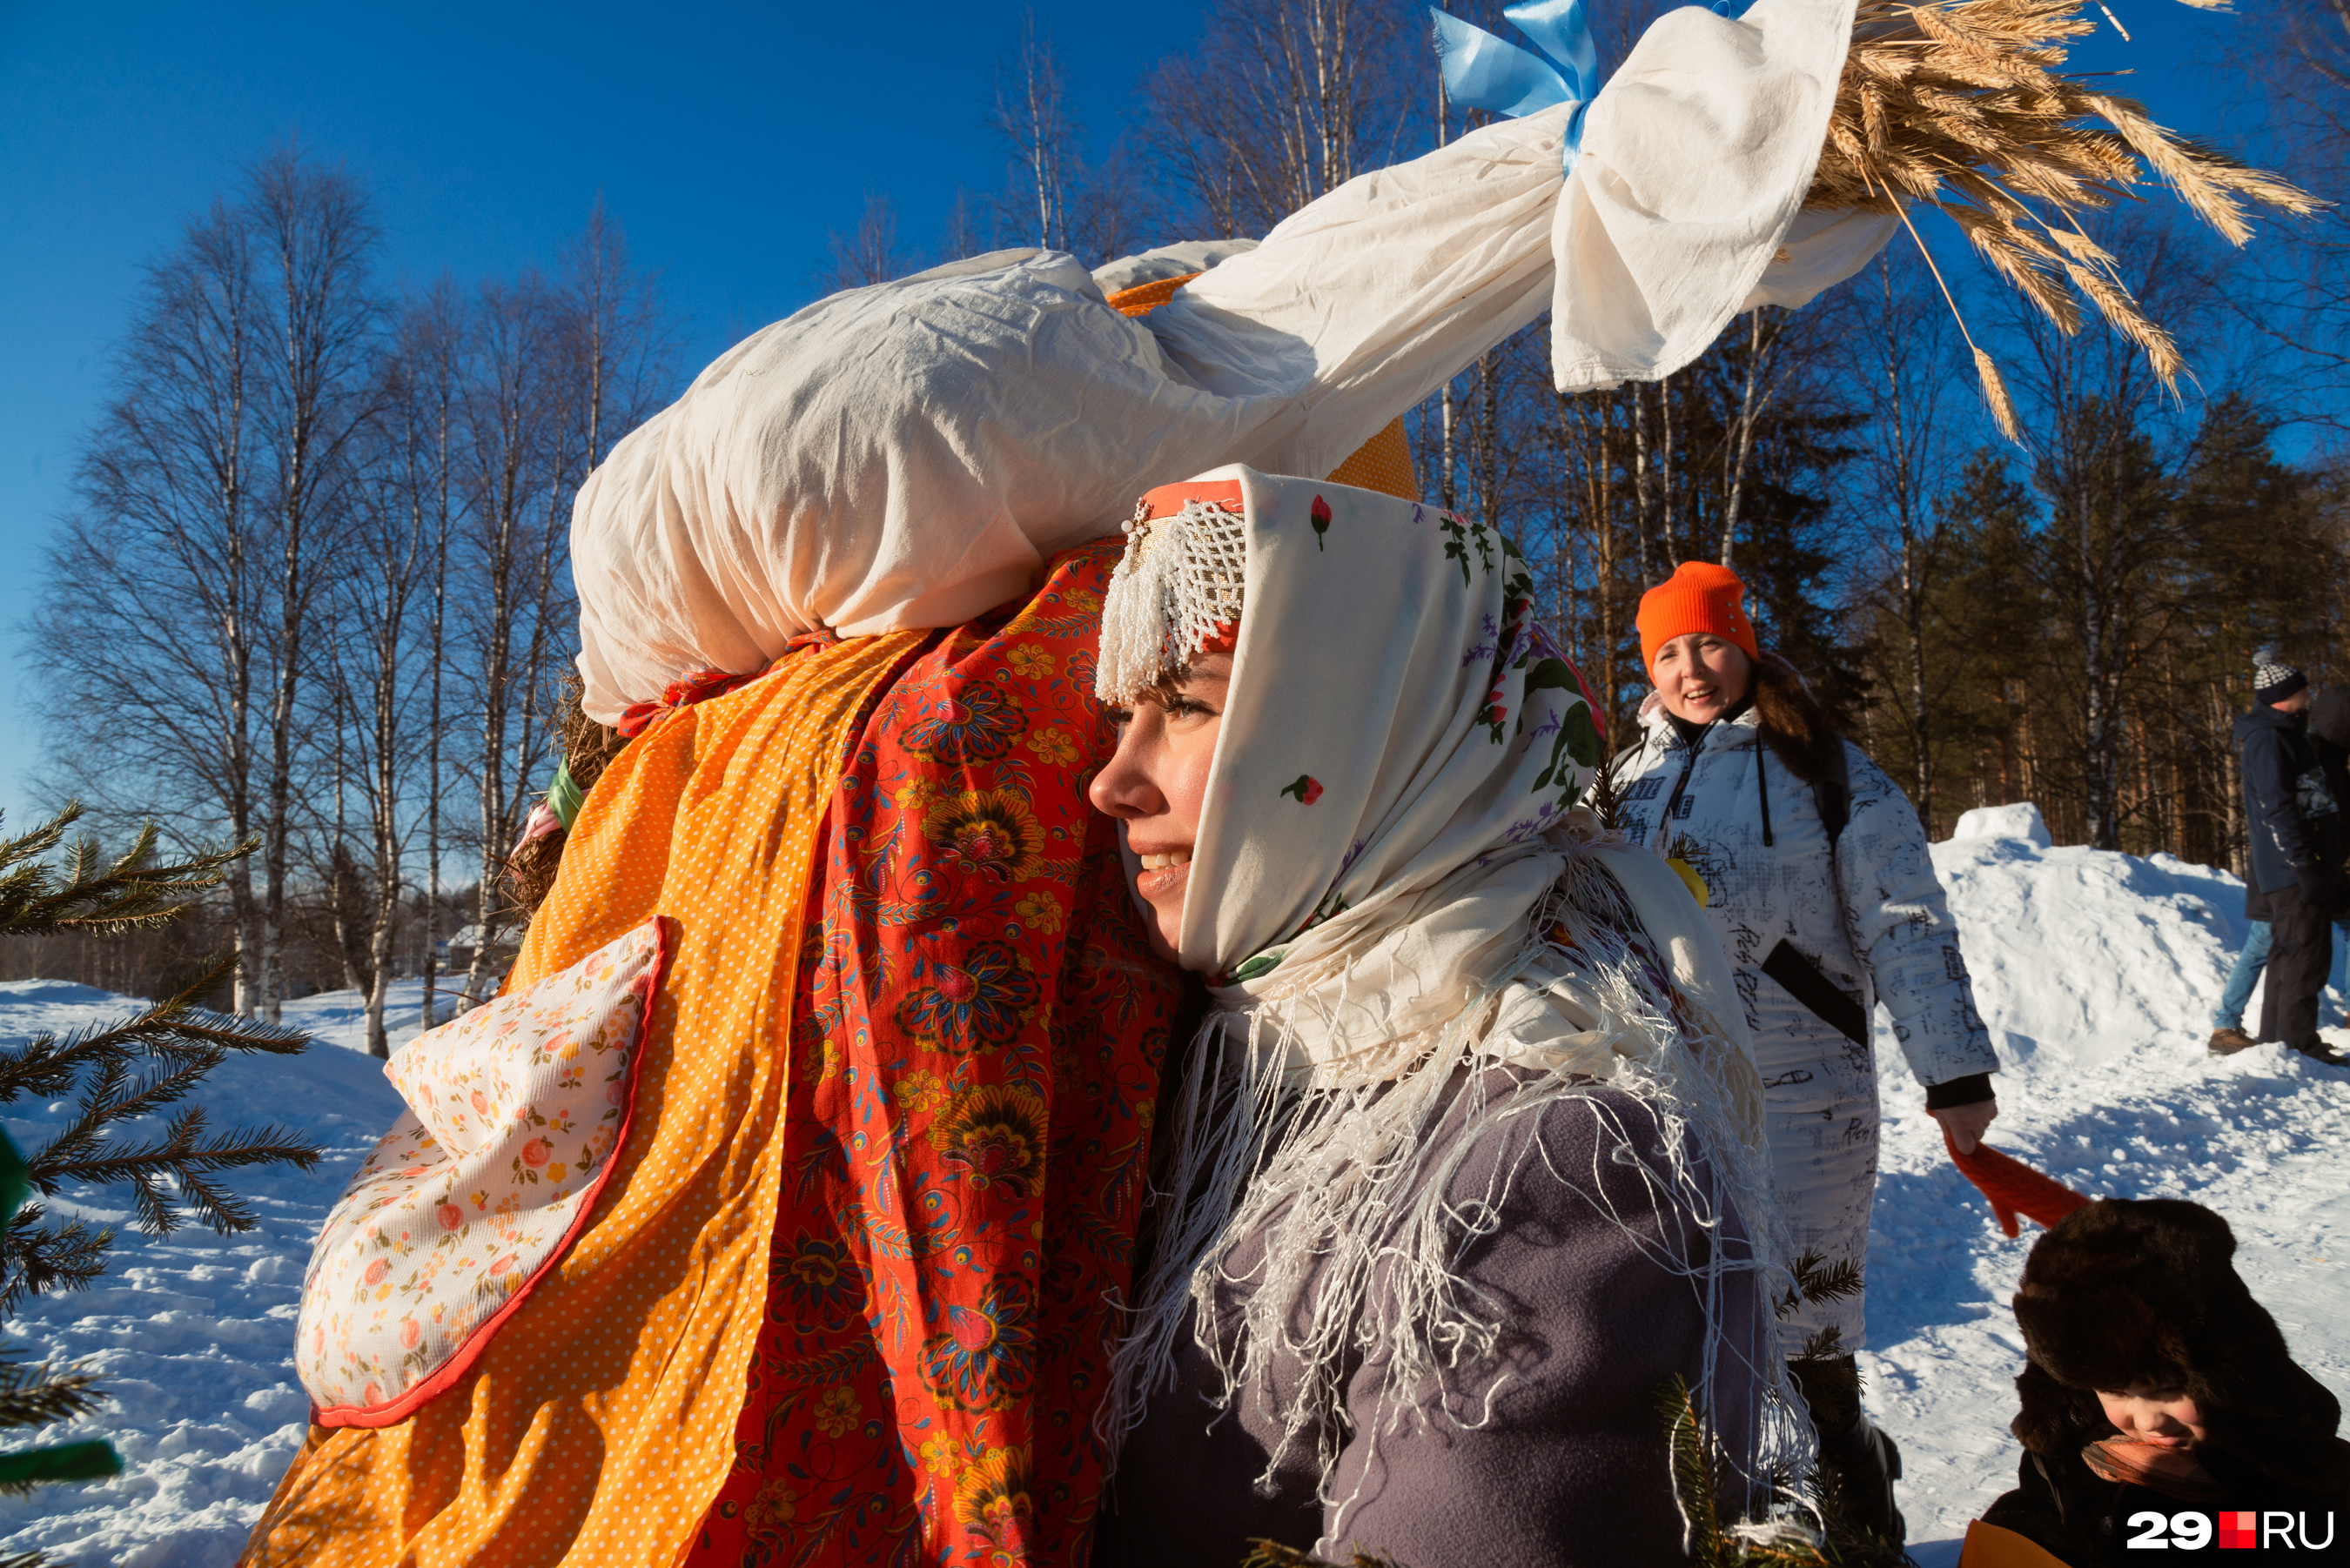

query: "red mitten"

left=1944, top=1127, right=2092, bottom=1238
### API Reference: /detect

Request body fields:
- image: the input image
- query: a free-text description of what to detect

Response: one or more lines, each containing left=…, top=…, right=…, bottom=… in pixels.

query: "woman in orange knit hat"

left=1613, top=560, right=2011, bottom=1545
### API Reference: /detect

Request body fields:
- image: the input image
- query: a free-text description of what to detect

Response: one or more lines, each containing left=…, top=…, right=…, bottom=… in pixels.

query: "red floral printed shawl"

left=686, top=539, right=1188, bottom=1566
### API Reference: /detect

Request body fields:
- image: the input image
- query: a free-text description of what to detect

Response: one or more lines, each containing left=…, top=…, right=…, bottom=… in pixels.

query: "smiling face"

left=2097, top=1382, right=2208, bottom=1451
left=1087, top=653, right=1229, bottom=966
left=1651, top=632, right=1755, bottom=726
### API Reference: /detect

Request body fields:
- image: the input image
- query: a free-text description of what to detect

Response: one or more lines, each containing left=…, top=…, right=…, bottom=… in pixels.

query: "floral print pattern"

left=684, top=539, right=1187, bottom=1568
left=295, top=919, right=666, bottom=1424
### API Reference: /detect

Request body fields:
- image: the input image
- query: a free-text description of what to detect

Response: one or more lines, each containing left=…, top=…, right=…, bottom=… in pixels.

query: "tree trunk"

left=1630, top=385, right=1655, bottom=585
left=1719, top=312, right=1769, bottom=569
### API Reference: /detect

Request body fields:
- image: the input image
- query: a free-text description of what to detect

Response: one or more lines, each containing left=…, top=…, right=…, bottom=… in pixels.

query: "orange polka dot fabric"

left=1102, top=273, right=1189, bottom=318
left=1104, top=271, right=1420, bottom=501
left=1321, top=416, right=1419, bottom=502
left=240, top=630, right=925, bottom=1568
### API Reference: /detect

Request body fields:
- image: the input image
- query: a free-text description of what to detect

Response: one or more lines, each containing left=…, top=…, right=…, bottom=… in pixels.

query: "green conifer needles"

left=0, top=805, right=326, bottom=1561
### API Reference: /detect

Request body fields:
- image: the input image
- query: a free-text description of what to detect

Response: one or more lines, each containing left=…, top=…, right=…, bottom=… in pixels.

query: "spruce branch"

left=0, top=806, right=255, bottom=941
left=43, top=1105, right=317, bottom=1237
left=0, top=1357, right=104, bottom=1433
left=1782, top=1250, right=1869, bottom=1313
left=0, top=1210, right=113, bottom=1312
left=0, top=845, right=319, bottom=1303
left=1243, top=1545, right=1405, bottom=1568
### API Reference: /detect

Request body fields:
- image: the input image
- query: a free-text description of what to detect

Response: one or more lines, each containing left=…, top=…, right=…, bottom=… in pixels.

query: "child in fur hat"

left=1979, top=1198, right=2349, bottom=1564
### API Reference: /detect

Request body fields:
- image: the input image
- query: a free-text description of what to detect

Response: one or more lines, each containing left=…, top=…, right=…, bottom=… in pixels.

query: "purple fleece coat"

left=1095, top=1076, right=1767, bottom=1567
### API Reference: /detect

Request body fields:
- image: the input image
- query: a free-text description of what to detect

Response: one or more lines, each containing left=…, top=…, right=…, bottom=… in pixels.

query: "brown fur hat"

left=2009, top=1199, right=2341, bottom=1464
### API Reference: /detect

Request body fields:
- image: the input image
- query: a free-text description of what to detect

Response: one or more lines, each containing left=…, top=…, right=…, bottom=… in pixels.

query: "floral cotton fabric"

left=297, top=919, right=667, bottom=1424
left=683, top=539, right=1188, bottom=1567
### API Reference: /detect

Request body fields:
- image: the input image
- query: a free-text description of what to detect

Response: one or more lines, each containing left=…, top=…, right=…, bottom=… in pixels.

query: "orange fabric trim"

left=1103, top=271, right=1198, bottom=317
left=1138, top=477, right=1245, bottom=519
left=240, top=631, right=927, bottom=1568
left=1325, top=416, right=1419, bottom=502
left=614, top=667, right=765, bottom=738
left=1958, top=1519, right=2074, bottom=1568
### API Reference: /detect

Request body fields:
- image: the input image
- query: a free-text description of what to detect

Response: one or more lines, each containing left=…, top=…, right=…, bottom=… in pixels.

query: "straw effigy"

left=1803, top=0, right=2323, bottom=437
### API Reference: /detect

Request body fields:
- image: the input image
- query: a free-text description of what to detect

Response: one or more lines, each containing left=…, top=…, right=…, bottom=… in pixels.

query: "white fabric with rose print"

left=295, top=918, right=667, bottom=1425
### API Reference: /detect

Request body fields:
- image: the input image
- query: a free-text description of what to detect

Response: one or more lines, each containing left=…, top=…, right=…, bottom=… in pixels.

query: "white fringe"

left=1099, top=845, right=1816, bottom=1546
left=1095, top=499, right=1249, bottom=704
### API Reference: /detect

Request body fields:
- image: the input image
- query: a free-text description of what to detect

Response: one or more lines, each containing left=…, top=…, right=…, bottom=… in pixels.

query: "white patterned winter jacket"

left=1613, top=696, right=1998, bottom=1094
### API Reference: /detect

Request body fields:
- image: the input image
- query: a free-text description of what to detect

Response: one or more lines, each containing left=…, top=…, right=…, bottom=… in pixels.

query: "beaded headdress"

left=1093, top=495, right=1249, bottom=704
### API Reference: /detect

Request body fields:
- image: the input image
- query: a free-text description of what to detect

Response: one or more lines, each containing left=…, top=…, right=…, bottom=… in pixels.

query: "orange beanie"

left=1637, top=560, right=1759, bottom=672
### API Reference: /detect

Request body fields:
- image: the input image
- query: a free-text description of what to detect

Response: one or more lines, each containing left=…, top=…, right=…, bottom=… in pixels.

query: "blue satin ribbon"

left=1431, top=0, right=1759, bottom=172
left=1430, top=0, right=1599, bottom=170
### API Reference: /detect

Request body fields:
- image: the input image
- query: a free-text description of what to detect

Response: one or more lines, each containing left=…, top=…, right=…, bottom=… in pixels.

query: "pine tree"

left=0, top=805, right=324, bottom=1560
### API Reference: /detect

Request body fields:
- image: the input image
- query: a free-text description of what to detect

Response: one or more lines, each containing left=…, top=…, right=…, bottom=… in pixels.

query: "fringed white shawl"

left=1095, top=466, right=1810, bottom=1541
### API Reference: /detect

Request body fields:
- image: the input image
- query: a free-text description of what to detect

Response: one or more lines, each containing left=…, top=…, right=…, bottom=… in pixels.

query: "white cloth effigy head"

left=567, top=0, right=1890, bottom=724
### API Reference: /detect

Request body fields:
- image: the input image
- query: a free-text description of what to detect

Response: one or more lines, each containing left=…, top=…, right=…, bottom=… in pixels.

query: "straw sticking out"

left=1807, top=0, right=2322, bottom=425
left=1974, top=347, right=2021, bottom=442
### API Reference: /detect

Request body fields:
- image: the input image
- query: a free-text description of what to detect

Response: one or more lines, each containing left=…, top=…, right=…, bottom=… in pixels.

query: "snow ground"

left=0, top=984, right=414, bottom=1566
left=0, top=821, right=2340, bottom=1564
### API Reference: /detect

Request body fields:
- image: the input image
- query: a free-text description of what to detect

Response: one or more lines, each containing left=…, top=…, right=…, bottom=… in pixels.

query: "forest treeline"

left=26, top=153, right=672, bottom=1051
left=27, top=0, right=2350, bottom=1042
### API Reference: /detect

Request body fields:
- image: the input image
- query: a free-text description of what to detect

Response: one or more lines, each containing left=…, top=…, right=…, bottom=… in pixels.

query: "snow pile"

left=0, top=821, right=2340, bottom=1563
left=1937, top=801, right=2259, bottom=1067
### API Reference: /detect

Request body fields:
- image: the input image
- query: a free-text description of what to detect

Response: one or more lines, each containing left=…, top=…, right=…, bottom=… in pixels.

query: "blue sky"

left=0, top=0, right=2254, bottom=828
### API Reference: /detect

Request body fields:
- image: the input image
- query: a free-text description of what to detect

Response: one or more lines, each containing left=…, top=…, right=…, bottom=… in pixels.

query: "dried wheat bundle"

left=1806, top=0, right=2322, bottom=438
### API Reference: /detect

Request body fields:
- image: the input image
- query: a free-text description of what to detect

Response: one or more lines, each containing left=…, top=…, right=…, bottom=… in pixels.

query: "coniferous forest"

left=24, top=0, right=2350, bottom=1038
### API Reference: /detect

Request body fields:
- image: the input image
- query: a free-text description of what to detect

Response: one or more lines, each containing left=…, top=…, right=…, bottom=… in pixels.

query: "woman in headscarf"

left=1083, top=468, right=1798, bottom=1566
left=1611, top=560, right=2007, bottom=1544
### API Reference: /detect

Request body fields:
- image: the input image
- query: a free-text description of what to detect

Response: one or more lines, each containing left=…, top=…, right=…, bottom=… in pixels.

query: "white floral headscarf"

left=1098, top=464, right=1751, bottom=1083
left=1097, top=466, right=1798, bottom=1538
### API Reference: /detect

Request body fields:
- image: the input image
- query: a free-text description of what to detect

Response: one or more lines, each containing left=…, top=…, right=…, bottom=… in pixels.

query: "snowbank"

left=0, top=825, right=2341, bottom=1564
left=1936, top=807, right=2253, bottom=1067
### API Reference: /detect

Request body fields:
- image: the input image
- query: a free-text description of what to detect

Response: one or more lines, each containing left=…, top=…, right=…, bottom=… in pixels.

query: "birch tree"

left=245, top=149, right=381, bottom=1022
left=1841, top=255, right=1960, bottom=833
left=1144, top=0, right=1420, bottom=239
left=396, top=280, right=467, bottom=1029
left=41, top=199, right=265, bottom=1007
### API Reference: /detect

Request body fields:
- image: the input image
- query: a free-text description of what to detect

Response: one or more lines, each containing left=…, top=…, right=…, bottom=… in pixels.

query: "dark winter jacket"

left=2234, top=702, right=2341, bottom=900
left=1980, top=1199, right=2350, bottom=1565
left=1099, top=1077, right=1765, bottom=1568
left=2309, top=687, right=2350, bottom=828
